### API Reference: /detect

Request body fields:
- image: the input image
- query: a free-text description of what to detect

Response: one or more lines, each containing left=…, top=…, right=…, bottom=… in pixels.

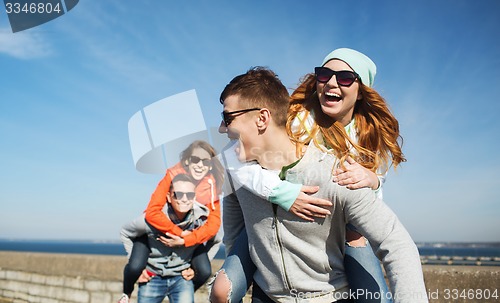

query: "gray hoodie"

left=121, top=202, right=209, bottom=277
left=222, top=143, right=428, bottom=303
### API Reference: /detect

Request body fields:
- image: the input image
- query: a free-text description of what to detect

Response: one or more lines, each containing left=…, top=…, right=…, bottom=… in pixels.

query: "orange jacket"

left=144, top=162, right=221, bottom=247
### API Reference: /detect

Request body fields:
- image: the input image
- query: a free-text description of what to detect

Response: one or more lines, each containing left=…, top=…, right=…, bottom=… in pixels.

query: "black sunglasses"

left=314, top=67, right=360, bottom=86
left=172, top=191, right=196, bottom=200
left=221, top=108, right=261, bottom=127
left=189, top=155, right=211, bottom=167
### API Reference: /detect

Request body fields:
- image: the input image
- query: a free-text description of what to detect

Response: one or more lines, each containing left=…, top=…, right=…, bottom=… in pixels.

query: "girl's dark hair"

left=180, top=140, right=224, bottom=193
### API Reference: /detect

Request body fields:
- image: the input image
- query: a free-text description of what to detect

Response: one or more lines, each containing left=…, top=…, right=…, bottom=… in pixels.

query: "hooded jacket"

left=222, top=143, right=427, bottom=303
left=145, top=162, right=221, bottom=247
left=121, top=202, right=209, bottom=277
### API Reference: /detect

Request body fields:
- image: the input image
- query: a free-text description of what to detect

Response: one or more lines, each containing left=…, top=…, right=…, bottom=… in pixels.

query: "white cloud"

left=0, top=27, right=52, bottom=59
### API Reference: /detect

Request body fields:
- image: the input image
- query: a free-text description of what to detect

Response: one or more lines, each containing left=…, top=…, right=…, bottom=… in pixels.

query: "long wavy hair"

left=286, top=73, right=406, bottom=173
left=180, top=140, right=224, bottom=193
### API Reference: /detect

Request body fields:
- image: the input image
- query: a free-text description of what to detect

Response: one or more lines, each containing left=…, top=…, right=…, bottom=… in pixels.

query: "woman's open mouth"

left=325, top=92, right=341, bottom=102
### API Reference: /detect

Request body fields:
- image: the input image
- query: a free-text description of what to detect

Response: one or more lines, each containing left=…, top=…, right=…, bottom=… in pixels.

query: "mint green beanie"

left=321, top=48, right=377, bottom=87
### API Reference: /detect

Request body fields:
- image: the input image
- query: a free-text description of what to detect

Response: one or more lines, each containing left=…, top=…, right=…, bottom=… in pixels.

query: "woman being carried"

left=211, top=48, right=405, bottom=303
left=119, top=140, right=224, bottom=303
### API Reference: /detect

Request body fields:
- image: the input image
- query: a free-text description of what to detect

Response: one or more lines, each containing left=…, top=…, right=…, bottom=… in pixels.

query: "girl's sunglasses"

left=189, top=155, right=211, bottom=167
left=172, top=191, right=196, bottom=200
left=314, top=67, right=360, bottom=87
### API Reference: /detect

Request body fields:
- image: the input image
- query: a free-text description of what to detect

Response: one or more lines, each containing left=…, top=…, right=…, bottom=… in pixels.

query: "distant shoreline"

left=1, top=239, right=499, bottom=266
left=1, top=238, right=499, bottom=245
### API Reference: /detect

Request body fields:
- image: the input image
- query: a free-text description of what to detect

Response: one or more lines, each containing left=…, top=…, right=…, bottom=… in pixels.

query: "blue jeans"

left=138, top=275, right=194, bottom=303
left=223, top=229, right=393, bottom=303
left=344, top=225, right=393, bottom=303
left=219, top=229, right=257, bottom=303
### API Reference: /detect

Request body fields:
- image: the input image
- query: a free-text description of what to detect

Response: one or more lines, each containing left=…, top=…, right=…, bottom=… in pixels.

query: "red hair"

left=287, top=74, right=406, bottom=173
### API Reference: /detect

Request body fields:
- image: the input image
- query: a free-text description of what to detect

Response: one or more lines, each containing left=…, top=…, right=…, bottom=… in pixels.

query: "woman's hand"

left=157, top=233, right=185, bottom=247
left=332, top=156, right=379, bottom=190
left=181, top=268, right=195, bottom=281
left=289, top=185, right=332, bottom=222
left=137, top=269, right=152, bottom=283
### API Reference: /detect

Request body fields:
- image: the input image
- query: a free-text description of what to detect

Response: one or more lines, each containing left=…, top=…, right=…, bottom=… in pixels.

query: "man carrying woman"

left=211, top=63, right=427, bottom=302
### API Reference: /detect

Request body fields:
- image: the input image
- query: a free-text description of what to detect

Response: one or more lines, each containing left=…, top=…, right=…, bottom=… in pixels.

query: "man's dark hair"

left=169, top=173, right=195, bottom=191
left=220, top=67, right=290, bottom=127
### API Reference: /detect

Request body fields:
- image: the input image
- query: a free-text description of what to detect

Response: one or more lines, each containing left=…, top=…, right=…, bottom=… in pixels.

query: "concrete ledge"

left=422, top=265, right=500, bottom=302
left=0, top=251, right=128, bottom=281
left=1, top=251, right=499, bottom=302
left=0, top=251, right=224, bottom=303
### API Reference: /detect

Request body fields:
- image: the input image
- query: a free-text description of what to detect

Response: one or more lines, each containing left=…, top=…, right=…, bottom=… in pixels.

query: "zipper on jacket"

left=272, top=205, right=294, bottom=293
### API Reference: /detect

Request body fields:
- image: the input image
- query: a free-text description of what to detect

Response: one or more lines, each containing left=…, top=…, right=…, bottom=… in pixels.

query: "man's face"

left=218, top=94, right=260, bottom=162
left=168, top=180, right=196, bottom=216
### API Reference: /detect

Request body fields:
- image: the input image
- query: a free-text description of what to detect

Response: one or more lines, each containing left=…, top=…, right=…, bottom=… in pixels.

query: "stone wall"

left=0, top=251, right=499, bottom=302
left=0, top=251, right=130, bottom=303
left=0, top=251, right=221, bottom=303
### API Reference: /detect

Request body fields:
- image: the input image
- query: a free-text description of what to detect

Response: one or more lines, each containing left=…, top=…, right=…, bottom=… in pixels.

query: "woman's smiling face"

left=316, top=59, right=362, bottom=126
left=186, top=147, right=212, bottom=181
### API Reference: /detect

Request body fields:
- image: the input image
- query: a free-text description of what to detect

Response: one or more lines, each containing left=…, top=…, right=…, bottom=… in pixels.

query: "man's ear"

left=256, top=108, right=271, bottom=130
left=166, top=193, right=172, bottom=203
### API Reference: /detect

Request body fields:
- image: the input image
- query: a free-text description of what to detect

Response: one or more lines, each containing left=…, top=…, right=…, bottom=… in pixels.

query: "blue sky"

left=1, top=0, right=499, bottom=242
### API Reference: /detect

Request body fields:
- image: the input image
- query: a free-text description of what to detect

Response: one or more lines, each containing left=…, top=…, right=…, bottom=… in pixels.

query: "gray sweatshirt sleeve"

left=222, top=192, right=245, bottom=256
left=220, top=145, right=246, bottom=256
left=341, top=187, right=428, bottom=303
left=120, top=214, right=148, bottom=258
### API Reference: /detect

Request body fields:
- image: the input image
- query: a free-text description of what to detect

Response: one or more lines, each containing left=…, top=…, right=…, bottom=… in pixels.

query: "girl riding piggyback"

left=118, top=140, right=224, bottom=303
left=145, top=140, right=224, bottom=249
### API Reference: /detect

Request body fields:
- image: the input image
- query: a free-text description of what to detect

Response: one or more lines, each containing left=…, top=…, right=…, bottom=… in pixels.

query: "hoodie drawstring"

left=208, top=178, right=215, bottom=211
